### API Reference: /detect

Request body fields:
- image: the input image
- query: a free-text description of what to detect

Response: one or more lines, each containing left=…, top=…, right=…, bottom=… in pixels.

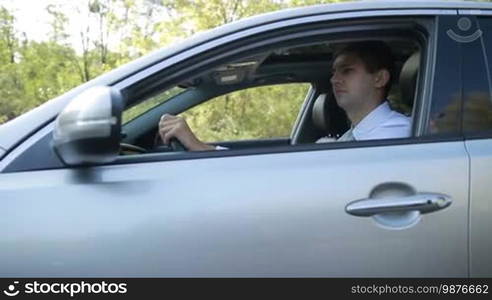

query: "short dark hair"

left=334, top=41, right=395, bottom=99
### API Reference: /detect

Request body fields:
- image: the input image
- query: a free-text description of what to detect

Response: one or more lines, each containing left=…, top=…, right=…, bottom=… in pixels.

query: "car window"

left=123, top=86, right=185, bottom=124
left=464, top=16, right=492, bottom=136
left=426, top=16, right=466, bottom=136
left=180, top=83, right=310, bottom=142
left=123, top=38, right=421, bottom=152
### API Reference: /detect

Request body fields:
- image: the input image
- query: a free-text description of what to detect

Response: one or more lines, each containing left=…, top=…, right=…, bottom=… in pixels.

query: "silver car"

left=1, top=0, right=491, bottom=277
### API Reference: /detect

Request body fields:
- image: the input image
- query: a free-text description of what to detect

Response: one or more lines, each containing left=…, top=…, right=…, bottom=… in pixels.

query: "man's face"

left=330, top=52, right=380, bottom=111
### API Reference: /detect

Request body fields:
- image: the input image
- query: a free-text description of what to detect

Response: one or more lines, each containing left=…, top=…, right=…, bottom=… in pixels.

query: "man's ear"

left=374, top=69, right=390, bottom=88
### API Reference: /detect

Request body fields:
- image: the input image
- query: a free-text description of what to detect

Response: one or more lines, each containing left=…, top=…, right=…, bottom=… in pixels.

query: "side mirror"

left=53, top=86, right=123, bottom=166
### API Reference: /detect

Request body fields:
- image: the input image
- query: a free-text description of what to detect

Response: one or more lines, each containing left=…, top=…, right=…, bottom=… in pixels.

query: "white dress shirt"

left=316, top=101, right=411, bottom=143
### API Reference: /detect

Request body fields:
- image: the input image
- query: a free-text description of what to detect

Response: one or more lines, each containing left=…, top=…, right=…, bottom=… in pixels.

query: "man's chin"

left=335, top=96, right=350, bottom=109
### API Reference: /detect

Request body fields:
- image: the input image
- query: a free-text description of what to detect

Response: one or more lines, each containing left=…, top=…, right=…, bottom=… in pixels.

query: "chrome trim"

left=346, top=193, right=452, bottom=217
left=458, top=9, right=488, bottom=15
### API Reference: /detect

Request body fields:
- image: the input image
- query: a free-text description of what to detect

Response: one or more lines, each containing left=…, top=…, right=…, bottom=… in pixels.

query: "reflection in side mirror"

left=53, top=86, right=123, bottom=166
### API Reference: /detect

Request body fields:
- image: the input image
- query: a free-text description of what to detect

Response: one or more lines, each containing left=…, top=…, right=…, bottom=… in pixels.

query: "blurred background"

left=0, top=0, right=353, bottom=125
left=2, top=0, right=489, bottom=139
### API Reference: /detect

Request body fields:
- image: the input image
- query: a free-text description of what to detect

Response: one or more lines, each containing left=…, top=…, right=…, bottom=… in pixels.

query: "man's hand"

left=158, top=114, right=215, bottom=151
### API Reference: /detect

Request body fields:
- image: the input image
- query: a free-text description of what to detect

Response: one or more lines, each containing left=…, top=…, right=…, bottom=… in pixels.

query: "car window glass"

left=123, top=86, right=185, bottom=124
left=465, top=16, right=492, bottom=135
left=426, top=15, right=464, bottom=136
left=180, top=83, right=310, bottom=142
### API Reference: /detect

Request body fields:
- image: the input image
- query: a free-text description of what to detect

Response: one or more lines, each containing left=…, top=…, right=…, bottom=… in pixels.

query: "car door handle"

left=345, top=193, right=452, bottom=217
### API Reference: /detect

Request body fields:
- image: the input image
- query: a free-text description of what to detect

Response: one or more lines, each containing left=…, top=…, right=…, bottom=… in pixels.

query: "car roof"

left=0, top=0, right=487, bottom=155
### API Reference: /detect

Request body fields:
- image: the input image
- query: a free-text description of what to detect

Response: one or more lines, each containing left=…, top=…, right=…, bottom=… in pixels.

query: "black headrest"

left=311, top=93, right=349, bottom=137
left=399, top=51, right=420, bottom=107
left=312, top=94, right=328, bottom=131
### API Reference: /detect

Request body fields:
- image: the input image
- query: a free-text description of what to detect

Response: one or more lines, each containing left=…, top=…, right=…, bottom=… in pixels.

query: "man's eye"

left=341, top=68, right=353, bottom=74
left=331, top=67, right=352, bottom=75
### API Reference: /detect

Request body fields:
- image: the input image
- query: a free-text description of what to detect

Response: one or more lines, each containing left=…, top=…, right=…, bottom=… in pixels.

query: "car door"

left=464, top=13, right=492, bottom=278
left=0, top=11, right=469, bottom=276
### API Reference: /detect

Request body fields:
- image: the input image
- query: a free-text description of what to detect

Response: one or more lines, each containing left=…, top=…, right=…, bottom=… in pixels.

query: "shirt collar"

left=352, top=101, right=392, bottom=139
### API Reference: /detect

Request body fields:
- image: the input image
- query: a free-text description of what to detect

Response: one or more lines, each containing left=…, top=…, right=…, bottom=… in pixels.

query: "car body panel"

left=461, top=15, right=492, bottom=277
left=467, top=140, right=492, bottom=277
left=0, top=141, right=468, bottom=277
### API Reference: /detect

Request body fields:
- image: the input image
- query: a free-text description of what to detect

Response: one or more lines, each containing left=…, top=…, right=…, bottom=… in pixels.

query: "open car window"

left=181, top=83, right=311, bottom=143
left=120, top=32, right=423, bottom=154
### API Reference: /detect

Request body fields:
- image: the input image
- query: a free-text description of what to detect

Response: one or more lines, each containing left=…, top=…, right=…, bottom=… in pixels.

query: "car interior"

left=120, top=36, right=421, bottom=155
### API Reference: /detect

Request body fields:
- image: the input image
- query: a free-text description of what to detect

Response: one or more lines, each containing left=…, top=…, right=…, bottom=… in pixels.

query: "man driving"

left=158, top=41, right=411, bottom=150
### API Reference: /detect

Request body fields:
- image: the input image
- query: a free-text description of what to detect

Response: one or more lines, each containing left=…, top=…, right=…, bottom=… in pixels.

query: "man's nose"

left=330, top=72, right=339, bottom=84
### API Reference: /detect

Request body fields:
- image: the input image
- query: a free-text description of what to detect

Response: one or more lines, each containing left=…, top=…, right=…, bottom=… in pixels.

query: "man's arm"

left=158, top=114, right=216, bottom=151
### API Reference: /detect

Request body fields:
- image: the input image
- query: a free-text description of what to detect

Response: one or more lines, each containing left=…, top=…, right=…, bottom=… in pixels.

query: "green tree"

left=0, top=0, right=349, bottom=127
left=17, top=41, right=82, bottom=111
left=182, top=83, right=311, bottom=142
left=0, top=6, right=22, bottom=123
left=157, top=0, right=284, bottom=40
left=0, top=6, right=17, bottom=64
left=288, top=0, right=350, bottom=7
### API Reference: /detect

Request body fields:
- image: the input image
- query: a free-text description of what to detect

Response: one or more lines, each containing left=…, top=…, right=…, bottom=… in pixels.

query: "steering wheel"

left=120, top=143, right=147, bottom=154
left=169, top=138, right=187, bottom=151
left=152, top=132, right=187, bottom=152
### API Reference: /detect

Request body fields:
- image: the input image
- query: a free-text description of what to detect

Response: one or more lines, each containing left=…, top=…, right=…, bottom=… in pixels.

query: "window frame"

left=108, top=18, right=441, bottom=164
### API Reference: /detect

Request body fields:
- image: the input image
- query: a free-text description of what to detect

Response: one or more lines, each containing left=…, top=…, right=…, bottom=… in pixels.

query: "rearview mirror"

left=53, top=86, right=123, bottom=166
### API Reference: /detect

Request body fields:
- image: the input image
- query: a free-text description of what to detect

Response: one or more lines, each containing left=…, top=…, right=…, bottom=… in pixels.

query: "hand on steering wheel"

left=169, top=137, right=186, bottom=151
left=158, top=114, right=214, bottom=151
left=153, top=132, right=187, bottom=152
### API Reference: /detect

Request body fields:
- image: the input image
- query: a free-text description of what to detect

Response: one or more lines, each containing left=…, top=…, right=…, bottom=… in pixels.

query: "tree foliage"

left=181, top=83, right=310, bottom=142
